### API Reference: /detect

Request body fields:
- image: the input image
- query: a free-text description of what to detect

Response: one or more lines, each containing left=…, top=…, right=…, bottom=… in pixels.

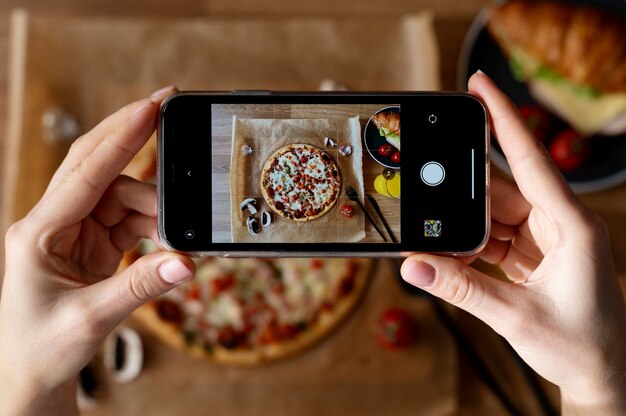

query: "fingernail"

left=159, top=259, right=193, bottom=285
left=402, top=261, right=436, bottom=287
left=476, top=69, right=484, bottom=75
left=150, top=85, right=177, bottom=102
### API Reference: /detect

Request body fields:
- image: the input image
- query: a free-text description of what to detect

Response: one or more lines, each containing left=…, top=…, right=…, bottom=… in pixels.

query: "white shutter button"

left=420, top=162, right=445, bottom=186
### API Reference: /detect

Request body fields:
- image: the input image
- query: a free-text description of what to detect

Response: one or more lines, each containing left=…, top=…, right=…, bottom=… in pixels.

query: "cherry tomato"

left=390, top=151, right=400, bottom=163
left=549, top=129, right=589, bottom=172
left=341, top=204, right=355, bottom=219
left=376, top=308, right=418, bottom=349
left=519, top=105, right=552, bottom=142
left=378, top=144, right=393, bottom=157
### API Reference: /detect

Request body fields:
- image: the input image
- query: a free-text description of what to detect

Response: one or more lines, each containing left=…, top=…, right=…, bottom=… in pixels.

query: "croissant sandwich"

left=372, top=111, right=401, bottom=150
left=487, top=0, right=626, bottom=136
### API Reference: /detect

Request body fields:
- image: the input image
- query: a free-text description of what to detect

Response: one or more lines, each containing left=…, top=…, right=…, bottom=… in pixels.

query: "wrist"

left=0, top=372, right=78, bottom=416
left=560, top=366, right=626, bottom=416
left=561, top=389, right=626, bottom=416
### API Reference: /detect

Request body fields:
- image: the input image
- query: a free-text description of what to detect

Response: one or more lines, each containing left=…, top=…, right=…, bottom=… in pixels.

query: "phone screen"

left=159, top=92, right=489, bottom=256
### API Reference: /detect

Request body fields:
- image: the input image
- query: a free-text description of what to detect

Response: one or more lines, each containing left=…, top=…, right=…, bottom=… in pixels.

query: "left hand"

left=0, top=86, right=196, bottom=415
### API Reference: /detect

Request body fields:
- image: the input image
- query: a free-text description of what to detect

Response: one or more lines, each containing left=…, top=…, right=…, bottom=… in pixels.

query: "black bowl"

left=457, top=4, right=626, bottom=193
left=364, top=106, right=401, bottom=170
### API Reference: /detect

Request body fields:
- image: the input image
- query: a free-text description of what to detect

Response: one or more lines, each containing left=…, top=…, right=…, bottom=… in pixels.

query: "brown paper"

left=227, top=115, right=365, bottom=243
left=4, top=11, right=440, bottom=229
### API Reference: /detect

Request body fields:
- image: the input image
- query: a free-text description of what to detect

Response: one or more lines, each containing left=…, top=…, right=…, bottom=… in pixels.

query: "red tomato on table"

left=341, top=204, right=355, bottom=219
left=376, top=308, right=418, bottom=349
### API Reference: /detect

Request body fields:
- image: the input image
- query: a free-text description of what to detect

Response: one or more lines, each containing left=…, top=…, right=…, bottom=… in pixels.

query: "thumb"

left=83, top=252, right=195, bottom=334
left=400, top=254, right=519, bottom=333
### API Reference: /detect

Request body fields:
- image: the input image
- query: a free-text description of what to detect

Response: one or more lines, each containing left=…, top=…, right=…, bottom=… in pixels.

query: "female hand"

left=401, top=71, right=626, bottom=415
left=0, top=86, right=196, bottom=415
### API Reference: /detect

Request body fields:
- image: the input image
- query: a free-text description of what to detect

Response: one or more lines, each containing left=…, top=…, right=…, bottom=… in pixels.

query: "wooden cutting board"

left=3, top=11, right=455, bottom=415
left=84, top=259, right=456, bottom=416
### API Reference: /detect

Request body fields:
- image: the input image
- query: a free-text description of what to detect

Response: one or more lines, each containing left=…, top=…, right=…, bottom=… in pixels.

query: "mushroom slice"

left=247, top=215, right=260, bottom=235
left=240, top=198, right=258, bottom=215
left=103, top=326, right=144, bottom=383
left=324, top=137, right=337, bottom=148
left=261, top=211, right=272, bottom=228
left=241, top=145, right=253, bottom=156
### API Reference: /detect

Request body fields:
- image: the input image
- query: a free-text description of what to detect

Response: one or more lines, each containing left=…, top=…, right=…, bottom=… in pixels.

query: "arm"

left=401, top=71, right=626, bottom=415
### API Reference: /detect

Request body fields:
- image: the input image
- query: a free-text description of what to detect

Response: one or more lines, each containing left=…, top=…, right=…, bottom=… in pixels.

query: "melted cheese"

left=205, top=294, right=244, bottom=330
left=136, top=240, right=353, bottom=343
left=267, top=147, right=338, bottom=212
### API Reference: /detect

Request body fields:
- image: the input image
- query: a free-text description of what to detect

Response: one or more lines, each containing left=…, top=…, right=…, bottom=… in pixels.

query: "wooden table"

left=0, top=0, right=624, bottom=415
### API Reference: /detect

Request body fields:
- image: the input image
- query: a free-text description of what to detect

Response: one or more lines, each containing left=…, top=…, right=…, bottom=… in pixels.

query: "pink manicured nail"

left=159, top=259, right=193, bottom=285
left=402, top=261, right=436, bottom=287
left=150, top=85, right=177, bottom=100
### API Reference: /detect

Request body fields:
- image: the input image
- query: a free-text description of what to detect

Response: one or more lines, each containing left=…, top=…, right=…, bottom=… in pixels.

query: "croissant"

left=488, top=0, right=626, bottom=136
left=372, top=112, right=401, bottom=150
left=488, top=0, right=626, bottom=93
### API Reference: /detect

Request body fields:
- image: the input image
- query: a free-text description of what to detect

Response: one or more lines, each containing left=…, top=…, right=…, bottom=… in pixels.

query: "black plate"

left=364, top=106, right=401, bottom=169
left=458, top=4, right=626, bottom=193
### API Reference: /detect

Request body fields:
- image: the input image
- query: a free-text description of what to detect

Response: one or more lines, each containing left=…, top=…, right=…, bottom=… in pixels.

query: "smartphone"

left=158, top=91, right=489, bottom=257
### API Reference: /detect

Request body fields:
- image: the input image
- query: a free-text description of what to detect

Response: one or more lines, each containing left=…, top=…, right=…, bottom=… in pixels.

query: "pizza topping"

left=241, top=144, right=253, bottom=156
left=103, top=326, right=143, bottom=383
left=206, top=294, right=244, bottom=330
left=339, top=145, right=352, bottom=156
left=217, top=326, right=242, bottom=349
left=240, top=198, right=258, bottom=215
left=246, top=215, right=260, bottom=235
left=324, top=137, right=337, bottom=147
left=155, top=299, right=183, bottom=324
left=261, top=211, right=272, bottom=228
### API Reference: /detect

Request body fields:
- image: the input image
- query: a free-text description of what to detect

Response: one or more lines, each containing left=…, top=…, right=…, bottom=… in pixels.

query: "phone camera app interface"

left=210, top=104, right=401, bottom=244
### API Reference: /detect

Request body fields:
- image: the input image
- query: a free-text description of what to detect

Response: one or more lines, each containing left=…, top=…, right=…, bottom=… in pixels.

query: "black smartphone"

left=158, top=91, right=490, bottom=257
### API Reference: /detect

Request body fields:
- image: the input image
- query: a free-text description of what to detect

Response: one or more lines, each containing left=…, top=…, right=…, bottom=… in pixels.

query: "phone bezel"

left=157, top=91, right=490, bottom=258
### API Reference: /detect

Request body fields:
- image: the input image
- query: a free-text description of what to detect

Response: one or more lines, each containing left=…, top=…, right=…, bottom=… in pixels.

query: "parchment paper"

left=230, top=116, right=365, bottom=243
left=4, top=11, right=440, bottom=231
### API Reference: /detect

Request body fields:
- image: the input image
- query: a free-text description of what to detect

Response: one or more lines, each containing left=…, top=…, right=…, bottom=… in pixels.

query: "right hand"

left=401, top=71, right=626, bottom=414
